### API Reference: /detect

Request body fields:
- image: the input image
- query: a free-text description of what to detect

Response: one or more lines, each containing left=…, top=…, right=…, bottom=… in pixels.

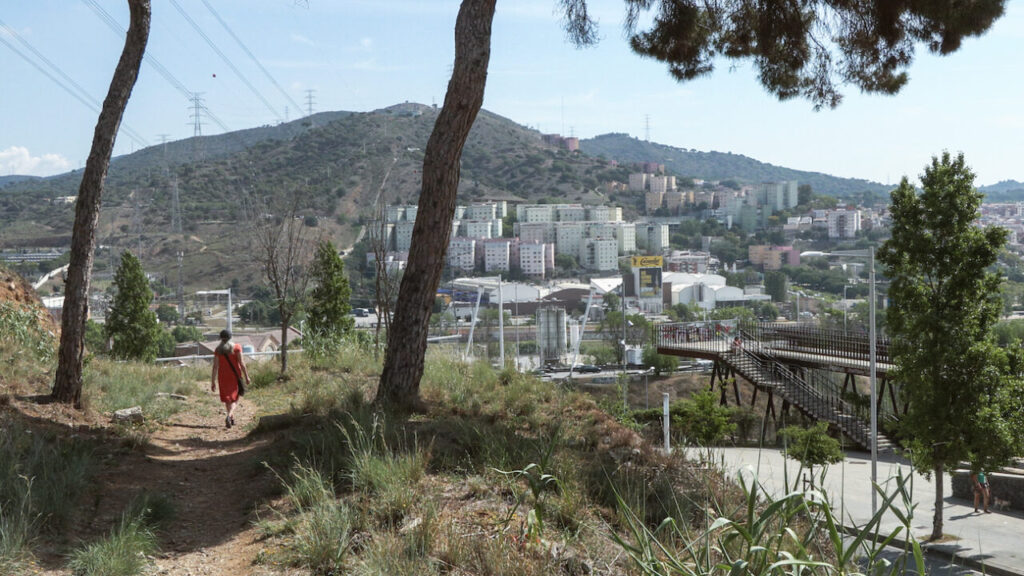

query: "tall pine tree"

left=105, top=251, right=160, bottom=362
left=307, top=240, right=353, bottom=341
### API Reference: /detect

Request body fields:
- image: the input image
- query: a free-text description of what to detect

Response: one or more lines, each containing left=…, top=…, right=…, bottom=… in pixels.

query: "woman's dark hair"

left=219, top=329, right=231, bottom=341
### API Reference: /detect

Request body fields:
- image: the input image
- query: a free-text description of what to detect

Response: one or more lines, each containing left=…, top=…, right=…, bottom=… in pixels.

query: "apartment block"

left=587, top=205, right=622, bottom=222
left=516, top=222, right=554, bottom=244
left=518, top=242, right=553, bottom=277
left=827, top=208, right=862, bottom=239
left=636, top=224, right=670, bottom=254
left=646, top=191, right=664, bottom=213
left=628, top=173, right=648, bottom=192
left=483, top=239, right=511, bottom=272
left=582, top=239, right=619, bottom=271
left=447, top=238, right=477, bottom=271
left=649, top=175, right=676, bottom=195
left=665, top=250, right=711, bottom=273
left=748, top=245, right=800, bottom=270
left=758, top=181, right=799, bottom=212
left=556, top=223, right=584, bottom=258
left=394, top=221, right=415, bottom=252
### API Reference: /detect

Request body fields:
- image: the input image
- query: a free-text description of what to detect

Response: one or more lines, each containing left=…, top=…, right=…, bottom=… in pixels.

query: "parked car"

left=576, top=364, right=602, bottom=374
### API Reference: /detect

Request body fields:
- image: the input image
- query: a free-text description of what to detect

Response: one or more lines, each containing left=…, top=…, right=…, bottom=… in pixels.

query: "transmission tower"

left=189, top=92, right=205, bottom=160
left=305, top=89, right=316, bottom=116
left=177, top=251, right=185, bottom=319
left=131, top=189, right=144, bottom=259
left=170, top=176, right=182, bottom=234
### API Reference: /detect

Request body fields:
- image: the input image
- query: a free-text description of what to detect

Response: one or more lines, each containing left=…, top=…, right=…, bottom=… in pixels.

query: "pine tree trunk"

left=52, top=0, right=151, bottom=406
left=931, top=462, right=944, bottom=540
left=375, top=0, right=496, bottom=411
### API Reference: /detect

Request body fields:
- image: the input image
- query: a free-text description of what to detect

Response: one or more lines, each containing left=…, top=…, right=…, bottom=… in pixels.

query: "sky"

left=2, top=1, right=1023, bottom=187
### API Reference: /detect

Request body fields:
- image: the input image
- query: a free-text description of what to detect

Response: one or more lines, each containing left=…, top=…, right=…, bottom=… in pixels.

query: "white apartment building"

left=556, top=223, right=584, bottom=258
left=483, top=240, right=511, bottom=272
left=758, top=181, right=799, bottom=212
left=557, top=206, right=587, bottom=222
left=447, top=238, right=477, bottom=271
left=582, top=239, right=619, bottom=271
left=394, top=221, right=415, bottom=252
left=516, top=222, right=554, bottom=244
left=518, top=242, right=552, bottom=277
left=636, top=224, right=670, bottom=254
left=460, top=220, right=497, bottom=240
left=827, top=208, right=862, bottom=239
left=588, top=205, right=622, bottom=222
left=649, top=175, right=676, bottom=195
left=628, top=173, right=648, bottom=192
left=463, top=203, right=497, bottom=220
left=518, top=204, right=555, bottom=223
left=646, top=191, right=664, bottom=213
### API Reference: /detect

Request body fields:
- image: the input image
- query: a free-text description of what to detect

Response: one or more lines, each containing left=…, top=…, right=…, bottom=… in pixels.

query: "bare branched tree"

left=366, top=158, right=404, bottom=356
left=249, top=194, right=317, bottom=375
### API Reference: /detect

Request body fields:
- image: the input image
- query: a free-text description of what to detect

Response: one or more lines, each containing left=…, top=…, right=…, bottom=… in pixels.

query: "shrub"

left=66, top=512, right=158, bottom=576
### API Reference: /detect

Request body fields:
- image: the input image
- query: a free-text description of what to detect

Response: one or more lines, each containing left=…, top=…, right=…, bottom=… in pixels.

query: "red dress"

left=216, top=343, right=242, bottom=403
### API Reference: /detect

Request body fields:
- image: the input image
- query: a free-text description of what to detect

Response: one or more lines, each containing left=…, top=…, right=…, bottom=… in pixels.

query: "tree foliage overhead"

left=879, top=152, right=1023, bottom=539
left=621, top=0, right=1005, bottom=109
left=105, top=251, right=160, bottom=362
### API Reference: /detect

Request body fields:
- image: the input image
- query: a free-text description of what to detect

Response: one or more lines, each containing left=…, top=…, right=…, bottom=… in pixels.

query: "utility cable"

left=199, top=0, right=303, bottom=114
left=168, top=0, right=285, bottom=122
left=0, top=27, right=148, bottom=149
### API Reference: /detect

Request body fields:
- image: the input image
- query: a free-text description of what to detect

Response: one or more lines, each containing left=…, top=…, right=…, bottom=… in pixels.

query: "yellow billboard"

left=631, top=255, right=663, bottom=268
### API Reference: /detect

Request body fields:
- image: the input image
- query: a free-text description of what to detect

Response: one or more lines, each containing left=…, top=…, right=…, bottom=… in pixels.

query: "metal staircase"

left=723, top=329, right=894, bottom=452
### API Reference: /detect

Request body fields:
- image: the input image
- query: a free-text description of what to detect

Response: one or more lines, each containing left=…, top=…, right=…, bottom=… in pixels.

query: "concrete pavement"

left=711, top=447, right=1024, bottom=576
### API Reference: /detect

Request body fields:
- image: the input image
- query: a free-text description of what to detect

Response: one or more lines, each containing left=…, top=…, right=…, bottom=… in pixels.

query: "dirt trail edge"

left=76, top=388, right=282, bottom=576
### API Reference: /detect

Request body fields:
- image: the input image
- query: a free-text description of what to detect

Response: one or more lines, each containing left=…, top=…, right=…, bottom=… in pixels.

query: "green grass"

left=289, top=500, right=354, bottom=574
left=66, top=513, right=158, bottom=576
left=82, top=358, right=205, bottom=420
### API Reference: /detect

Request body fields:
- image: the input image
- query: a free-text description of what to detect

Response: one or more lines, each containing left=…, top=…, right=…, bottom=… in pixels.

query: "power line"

left=79, top=0, right=234, bottom=134
left=199, top=0, right=303, bottom=114
left=167, top=0, right=284, bottom=122
left=0, top=19, right=149, bottom=148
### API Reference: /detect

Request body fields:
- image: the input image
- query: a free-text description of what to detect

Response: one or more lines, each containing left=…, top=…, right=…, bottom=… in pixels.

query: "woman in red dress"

left=210, top=329, right=250, bottom=428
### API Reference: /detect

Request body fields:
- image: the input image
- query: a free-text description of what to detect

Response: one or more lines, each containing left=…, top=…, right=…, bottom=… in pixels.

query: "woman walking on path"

left=971, top=469, right=991, bottom=513
left=210, top=329, right=250, bottom=428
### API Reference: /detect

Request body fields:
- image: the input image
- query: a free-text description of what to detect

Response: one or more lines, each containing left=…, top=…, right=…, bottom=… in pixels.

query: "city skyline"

left=2, top=1, right=1022, bottom=187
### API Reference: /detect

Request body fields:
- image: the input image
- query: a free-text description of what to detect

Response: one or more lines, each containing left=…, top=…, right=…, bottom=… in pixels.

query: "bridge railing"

left=657, top=320, right=738, bottom=348
left=740, top=320, right=890, bottom=365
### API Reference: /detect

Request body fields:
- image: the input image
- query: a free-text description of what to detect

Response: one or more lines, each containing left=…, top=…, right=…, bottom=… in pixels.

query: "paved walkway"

left=712, top=447, right=1024, bottom=576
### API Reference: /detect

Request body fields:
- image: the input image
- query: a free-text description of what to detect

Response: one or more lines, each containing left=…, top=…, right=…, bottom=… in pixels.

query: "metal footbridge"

left=657, top=320, right=898, bottom=451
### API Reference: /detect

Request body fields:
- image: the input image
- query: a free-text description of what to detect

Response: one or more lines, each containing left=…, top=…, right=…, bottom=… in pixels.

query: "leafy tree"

left=377, top=0, right=1007, bottom=412
left=779, top=422, right=843, bottom=481
left=603, top=291, right=620, bottom=312
left=105, top=251, right=160, bottom=362
left=642, top=346, right=676, bottom=375
left=307, top=240, right=354, bottom=342
left=171, top=325, right=203, bottom=343
left=84, top=319, right=107, bottom=355
left=677, top=389, right=736, bottom=447
left=764, top=271, right=787, bottom=302
left=155, top=304, right=178, bottom=324
left=879, top=152, right=1024, bottom=540
left=52, top=0, right=150, bottom=406
left=555, top=253, right=577, bottom=272
left=154, top=327, right=176, bottom=359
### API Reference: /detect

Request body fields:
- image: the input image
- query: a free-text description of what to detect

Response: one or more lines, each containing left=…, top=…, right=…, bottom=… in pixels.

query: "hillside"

left=581, top=133, right=889, bottom=198
left=1, top=102, right=894, bottom=292
left=980, top=180, right=1024, bottom=203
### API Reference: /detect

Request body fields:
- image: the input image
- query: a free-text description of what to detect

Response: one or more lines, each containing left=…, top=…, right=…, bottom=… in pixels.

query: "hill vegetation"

left=581, top=133, right=889, bottom=198
left=1, top=102, right=894, bottom=293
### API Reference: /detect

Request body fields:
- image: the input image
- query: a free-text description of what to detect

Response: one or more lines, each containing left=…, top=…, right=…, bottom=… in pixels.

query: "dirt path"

left=57, top=386, right=284, bottom=576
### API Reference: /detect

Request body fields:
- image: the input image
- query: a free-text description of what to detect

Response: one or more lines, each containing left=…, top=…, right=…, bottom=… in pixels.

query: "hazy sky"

left=2, top=1, right=1022, bottom=186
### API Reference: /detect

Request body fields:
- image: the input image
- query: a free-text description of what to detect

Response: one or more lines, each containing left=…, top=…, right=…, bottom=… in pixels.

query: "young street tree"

left=307, top=240, right=354, bottom=342
left=105, top=251, right=160, bottom=362
left=52, top=0, right=150, bottom=406
left=251, top=197, right=317, bottom=375
left=879, top=152, right=1024, bottom=540
left=376, top=0, right=1006, bottom=412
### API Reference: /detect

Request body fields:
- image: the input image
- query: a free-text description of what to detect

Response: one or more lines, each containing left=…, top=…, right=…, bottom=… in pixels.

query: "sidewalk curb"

left=841, top=524, right=1022, bottom=576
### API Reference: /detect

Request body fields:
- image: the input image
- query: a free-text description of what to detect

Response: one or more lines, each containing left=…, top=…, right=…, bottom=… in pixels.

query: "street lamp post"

left=843, top=285, right=853, bottom=334
left=830, top=249, right=879, bottom=515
